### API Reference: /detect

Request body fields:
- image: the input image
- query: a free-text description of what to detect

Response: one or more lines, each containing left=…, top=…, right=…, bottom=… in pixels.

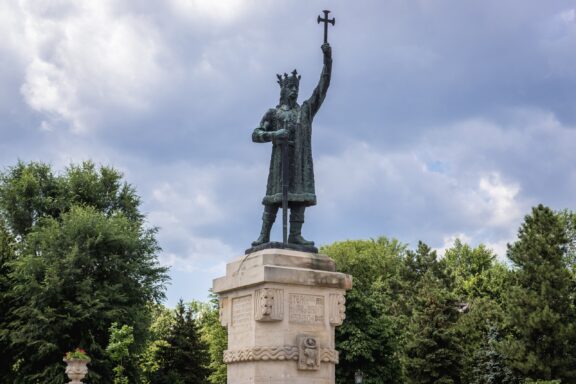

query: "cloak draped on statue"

left=252, top=56, right=332, bottom=207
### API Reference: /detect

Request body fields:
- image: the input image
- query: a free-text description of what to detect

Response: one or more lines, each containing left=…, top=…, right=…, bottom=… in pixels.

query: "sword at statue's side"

left=281, top=139, right=289, bottom=244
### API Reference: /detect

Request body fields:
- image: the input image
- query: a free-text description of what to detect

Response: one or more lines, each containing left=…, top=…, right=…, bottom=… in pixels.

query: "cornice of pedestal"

left=213, top=248, right=352, bottom=294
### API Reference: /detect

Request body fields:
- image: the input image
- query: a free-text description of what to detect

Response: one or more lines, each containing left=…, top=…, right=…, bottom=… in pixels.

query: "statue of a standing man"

left=251, top=42, right=332, bottom=248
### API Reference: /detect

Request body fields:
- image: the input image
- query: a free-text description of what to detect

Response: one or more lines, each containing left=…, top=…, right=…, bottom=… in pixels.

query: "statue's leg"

left=252, top=204, right=279, bottom=246
left=288, top=204, right=314, bottom=246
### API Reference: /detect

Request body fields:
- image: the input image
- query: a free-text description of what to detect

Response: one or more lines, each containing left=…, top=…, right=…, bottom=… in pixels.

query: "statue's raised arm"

left=306, top=43, right=332, bottom=118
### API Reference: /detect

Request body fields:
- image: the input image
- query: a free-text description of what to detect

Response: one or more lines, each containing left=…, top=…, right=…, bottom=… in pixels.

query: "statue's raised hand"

left=321, top=43, right=332, bottom=60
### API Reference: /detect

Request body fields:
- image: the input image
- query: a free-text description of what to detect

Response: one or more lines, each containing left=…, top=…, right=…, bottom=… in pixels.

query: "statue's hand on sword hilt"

left=272, top=128, right=289, bottom=144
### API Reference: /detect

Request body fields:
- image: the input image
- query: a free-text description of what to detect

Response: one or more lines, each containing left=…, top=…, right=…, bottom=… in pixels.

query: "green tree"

left=471, top=325, right=517, bottom=384
left=558, top=209, right=576, bottom=276
left=152, top=300, right=210, bottom=383
left=139, top=304, right=174, bottom=383
left=0, top=161, right=168, bottom=383
left=0, top=218, right=16, bottom=381
left=403, top=268, right=463, bottom=384
left=197, top=294, right=227, bottom=384
left=106, top=322, right=135, bottom=384
left=441, top=240, right=515, bottom=383
left=503, top=205, right=576, bottom=381
left=443, top=239, right=497, bottom=299
left=322, top=237, right=406, bottom=384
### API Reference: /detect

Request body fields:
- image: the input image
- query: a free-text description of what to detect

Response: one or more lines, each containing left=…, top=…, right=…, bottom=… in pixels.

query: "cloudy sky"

left=1, top=0, right=575, bottom=306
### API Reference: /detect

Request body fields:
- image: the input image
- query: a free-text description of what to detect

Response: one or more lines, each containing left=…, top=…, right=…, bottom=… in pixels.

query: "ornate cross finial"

left=317, top=10, right=335, bottom=44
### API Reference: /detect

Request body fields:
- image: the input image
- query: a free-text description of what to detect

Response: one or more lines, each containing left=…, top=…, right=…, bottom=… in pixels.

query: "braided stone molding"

left=223, top=346, right=339, bottom=364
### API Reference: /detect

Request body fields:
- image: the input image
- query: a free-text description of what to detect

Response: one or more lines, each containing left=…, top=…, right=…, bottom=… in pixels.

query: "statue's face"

left=281, top=84, right=299, bottom=104
left=287, top=84, right=299, bottom=101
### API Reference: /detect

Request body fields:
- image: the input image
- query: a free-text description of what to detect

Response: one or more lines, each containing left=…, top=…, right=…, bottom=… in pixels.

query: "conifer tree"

left=472, top=325, right=517, bottom=384
left=404, top=269, right=463, bottom=384
left=153, top=300, right=210, bottom=383
left=0, top=219, right=16, bottom=381
left=503, top=205, right=576, bottom=381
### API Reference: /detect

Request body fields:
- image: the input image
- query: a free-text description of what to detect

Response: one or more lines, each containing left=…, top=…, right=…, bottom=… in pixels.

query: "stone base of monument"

left=213, top=248, right=352, bottom=384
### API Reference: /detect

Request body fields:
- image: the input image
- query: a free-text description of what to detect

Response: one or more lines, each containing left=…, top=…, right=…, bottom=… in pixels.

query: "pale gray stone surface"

left=213, top=248, right=352, bottom=384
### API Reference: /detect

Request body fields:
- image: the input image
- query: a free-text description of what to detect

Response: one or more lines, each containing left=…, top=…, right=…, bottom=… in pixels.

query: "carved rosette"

left=254, top=288, right=283, bottom=321
left=329, top=293, right=346, bottom=326
left=223, top=346, right=339, bottom=365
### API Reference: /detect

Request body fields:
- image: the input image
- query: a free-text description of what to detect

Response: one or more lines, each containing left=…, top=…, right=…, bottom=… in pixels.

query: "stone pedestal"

left=213, top=248, right=352, bottom=384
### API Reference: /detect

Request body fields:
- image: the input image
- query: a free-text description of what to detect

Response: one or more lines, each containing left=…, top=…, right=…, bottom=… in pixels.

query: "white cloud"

left=168, top=0, right=251, bottom=23
left=478, top=173, right=521, bottom=227
left=12, top=0, right=167, bottom=133
left=159, top=237, right=232, bottom=273
left=436, top=233, right=472, bottom=257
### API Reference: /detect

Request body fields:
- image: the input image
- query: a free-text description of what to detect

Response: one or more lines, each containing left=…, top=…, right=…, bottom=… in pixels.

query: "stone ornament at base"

left=298, top=335, right=320, bottom=370
left=63, top=358, right=88, bottom=384
left=213, top=248, right=351, bottom=384
left=223, top=345, right=339, bottom=364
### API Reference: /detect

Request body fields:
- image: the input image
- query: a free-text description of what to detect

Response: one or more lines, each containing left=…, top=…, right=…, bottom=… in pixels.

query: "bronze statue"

left=250, top=11, right=334, bottom=252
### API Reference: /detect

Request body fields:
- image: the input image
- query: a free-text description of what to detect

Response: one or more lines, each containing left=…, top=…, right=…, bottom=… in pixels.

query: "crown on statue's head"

left=277, top=69, right=301, bottom=88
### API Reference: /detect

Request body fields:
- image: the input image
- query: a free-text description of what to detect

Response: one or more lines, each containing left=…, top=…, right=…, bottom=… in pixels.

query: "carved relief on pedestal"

left=254, top=288, right=283, bottom=321
left=297, top=335, right=320, bottom=370
left=223, top=344, right=338, bottom=365
left=219, top=297, right=230, bottom=327
left=329, top=293, right=346, bottom=326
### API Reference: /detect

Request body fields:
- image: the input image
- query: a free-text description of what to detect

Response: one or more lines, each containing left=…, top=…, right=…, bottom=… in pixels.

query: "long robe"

left=252, top=57, right=332, bottom=207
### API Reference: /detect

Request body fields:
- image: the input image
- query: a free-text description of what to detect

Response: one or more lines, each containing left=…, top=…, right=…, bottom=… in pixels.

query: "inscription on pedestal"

left=232, top=295, right=252, bottom=327
left=289, top=294, right=324, bottom=324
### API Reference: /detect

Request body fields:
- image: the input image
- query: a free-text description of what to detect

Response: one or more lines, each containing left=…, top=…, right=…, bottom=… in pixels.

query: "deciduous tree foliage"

left=0, top=161, right=168, bottom=383
left=444, top=239, right=497, bottom=299
left=322, top=237, right=407, bottom=384
left=106, top=322, right=135, bottom=384
left=197, top=295, right=228, bottom=384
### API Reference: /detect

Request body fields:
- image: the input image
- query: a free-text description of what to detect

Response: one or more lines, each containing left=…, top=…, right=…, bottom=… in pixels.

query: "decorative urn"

left=63, top=358, right=89, bottom=384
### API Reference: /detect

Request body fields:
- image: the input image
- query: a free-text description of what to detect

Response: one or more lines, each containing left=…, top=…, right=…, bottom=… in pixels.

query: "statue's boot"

left=252, top=206, right=278, bottom=247
left=288, top=206, right=314, bottom=246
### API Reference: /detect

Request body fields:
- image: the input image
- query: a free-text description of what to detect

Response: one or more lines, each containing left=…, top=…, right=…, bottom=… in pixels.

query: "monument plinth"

left=213, top=248, right=352, bottom=384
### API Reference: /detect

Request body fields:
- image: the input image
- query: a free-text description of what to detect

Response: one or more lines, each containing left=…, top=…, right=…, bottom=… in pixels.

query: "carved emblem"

left=255, top=288, right=283, bottom=321
left=298, top=335, right=320, bottom=370
left=329, top=293, right=346, bottom=326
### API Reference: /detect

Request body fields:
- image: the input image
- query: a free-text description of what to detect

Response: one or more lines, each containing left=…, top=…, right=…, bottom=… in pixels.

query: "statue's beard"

left=279, top=88, right=298, bottom=106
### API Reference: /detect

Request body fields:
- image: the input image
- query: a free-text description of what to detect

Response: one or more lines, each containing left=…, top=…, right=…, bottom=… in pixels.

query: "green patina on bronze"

left=248, top=11, right=334, bottom=254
